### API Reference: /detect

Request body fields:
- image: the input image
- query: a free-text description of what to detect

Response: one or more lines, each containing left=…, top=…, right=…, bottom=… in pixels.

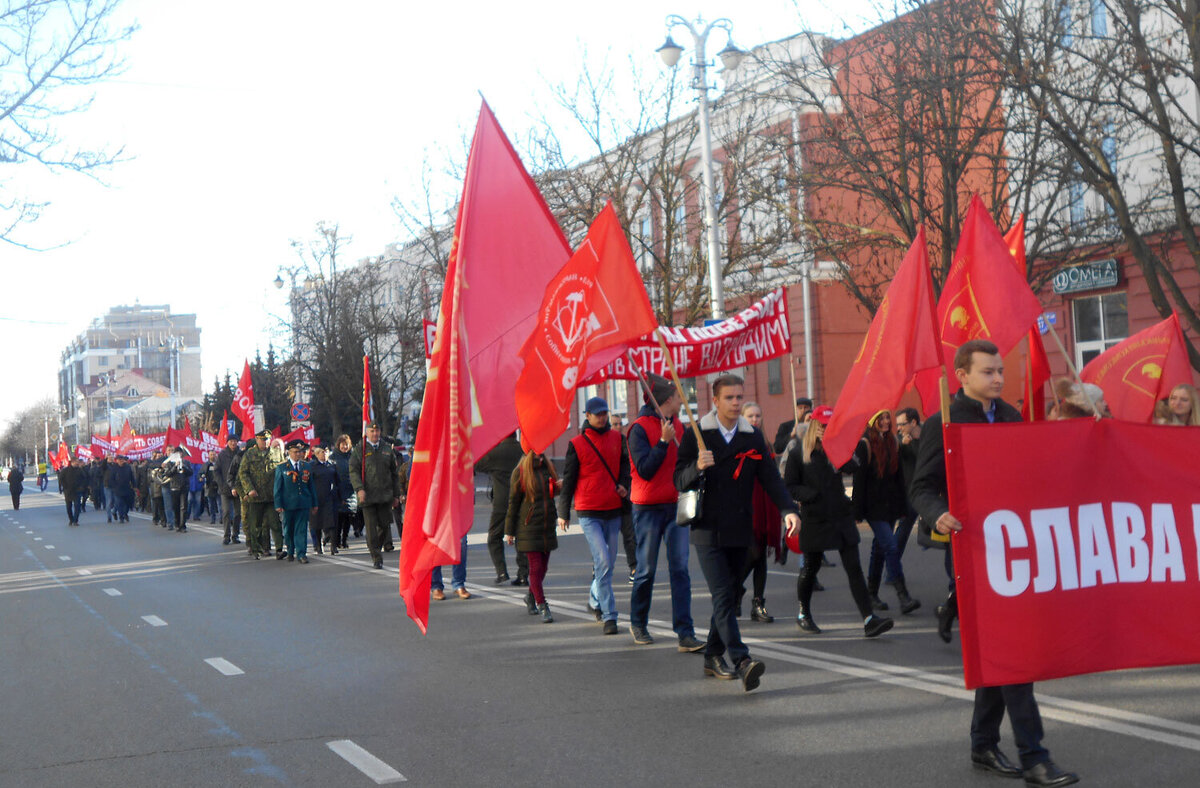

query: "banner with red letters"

left=946, top=419, right=1200, bottom=688
left=579, top=286, right=791, bottom=384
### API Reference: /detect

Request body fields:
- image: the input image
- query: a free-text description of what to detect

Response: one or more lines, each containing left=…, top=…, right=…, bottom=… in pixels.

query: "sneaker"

left=603, top=620, right=618, bottom=635
left=677, top=634, right=705, bottom=652
left=630, top=625, right=654, bottom=645
left=627, top=570, right=636, bottom=585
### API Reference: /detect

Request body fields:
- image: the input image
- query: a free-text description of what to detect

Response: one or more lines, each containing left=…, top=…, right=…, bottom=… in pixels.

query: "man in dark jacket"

left=908, top=340, right=1078, bottom=788
left=628, top=374, right=703, bottom=652
left=213, top=436, right=242, bottom=545
left=60, top=458, right=88, bottom=525
left=675, top=374, right=801, bottom=692
left=107, top=456, right=136, bottom=522
left=350, top=421, right=404, bottom=570
left=476, top=431, right=527, bottom=585
left=772, top=397, right=813, bottom=454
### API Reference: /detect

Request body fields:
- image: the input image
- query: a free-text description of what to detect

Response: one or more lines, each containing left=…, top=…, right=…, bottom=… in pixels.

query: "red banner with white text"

left=946, top=419, right=1200, bottom=688
left=580, top=286, right=791, bottom=383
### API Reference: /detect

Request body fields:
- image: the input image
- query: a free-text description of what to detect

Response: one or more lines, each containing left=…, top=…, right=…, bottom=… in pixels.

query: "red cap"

left=811, top=405, right=834, bottom=425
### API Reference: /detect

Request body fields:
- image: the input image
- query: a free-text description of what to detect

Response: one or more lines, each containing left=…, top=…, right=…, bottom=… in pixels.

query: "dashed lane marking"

left=102, top=588, right=122, bottom=596
left=141, top=615, right=167, bottom=627
left=75, top=569, right=92, bottom=576
left=326, top=740, right=406, bottom=784
left=204, top=657, right=244, bottom=676
left=58, top=556, right=70, bottom=561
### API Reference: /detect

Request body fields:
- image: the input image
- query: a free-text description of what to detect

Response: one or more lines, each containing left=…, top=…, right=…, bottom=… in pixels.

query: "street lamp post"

left=103, top=369, right=116, bottom=437
left=657, top=15, right=745, bottom=321
left=161, top=335, right=183, bottom=429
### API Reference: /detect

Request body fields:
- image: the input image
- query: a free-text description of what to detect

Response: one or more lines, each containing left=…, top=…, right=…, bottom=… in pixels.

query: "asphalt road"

left=2, top=482, right=1199, bottom=787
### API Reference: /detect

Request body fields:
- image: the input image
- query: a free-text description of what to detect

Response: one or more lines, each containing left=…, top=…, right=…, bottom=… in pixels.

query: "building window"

left=1090, top=0, right=1106, bottom=35
left=1068, top=178, right=1085, bottom=228
left=1073, top=291, right=1128, bottom=367
left=767, top=358, right=783, bottom=395
left=637, top=215, right=652, bottom=267
left=673, top=204, right=688, bottom=253
left=609, top=380, right=627, bottom=418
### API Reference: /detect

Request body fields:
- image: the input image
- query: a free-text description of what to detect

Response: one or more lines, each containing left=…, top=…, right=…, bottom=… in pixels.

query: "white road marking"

left=204, top=658, right=244, bottom=676
left=75, top=569, right=92, bottom=576
left=44, top=545, right=54, bottom=550
left=59, top=556, right=70, bottom=561
left=141, top=615, right=167, bottom=627
left=33, top=537, right=41, bottom=541
left=326, top=740, right=406, bottom=783
left=103, top=588, right=122, bottom=596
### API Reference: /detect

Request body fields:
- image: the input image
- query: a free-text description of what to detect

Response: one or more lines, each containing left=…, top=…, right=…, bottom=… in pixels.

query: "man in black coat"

left=675, top=374, right=800, bottom=692
left=59, top=458, right=88, bottom=525
left=476, top=431, right=528, bottom=584
left=772, top=397, right=813, bottom=454
left=908, top=340, right=1078, bottom=788
left=213, top=437, right=242, bottom=545
left=107, top=456, right=136, bottom=522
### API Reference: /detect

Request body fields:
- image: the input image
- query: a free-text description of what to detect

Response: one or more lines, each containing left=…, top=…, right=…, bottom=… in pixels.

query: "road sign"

left=290, top=402, right=310, bottom=421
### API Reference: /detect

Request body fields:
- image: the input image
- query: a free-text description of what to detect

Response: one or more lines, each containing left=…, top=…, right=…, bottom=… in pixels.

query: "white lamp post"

left=657, top=15, right=745, bottom=320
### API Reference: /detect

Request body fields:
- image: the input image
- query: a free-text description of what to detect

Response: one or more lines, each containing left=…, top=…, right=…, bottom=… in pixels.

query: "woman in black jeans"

left=783, top=406, right=893, bottom=638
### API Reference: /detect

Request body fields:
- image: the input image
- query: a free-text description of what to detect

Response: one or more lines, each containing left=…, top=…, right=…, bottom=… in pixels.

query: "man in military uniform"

left=237, top=429, right=284, bottom=559
left=350, top=421, right=404, bottom=570
left=274, top=439, right=316, bottom=563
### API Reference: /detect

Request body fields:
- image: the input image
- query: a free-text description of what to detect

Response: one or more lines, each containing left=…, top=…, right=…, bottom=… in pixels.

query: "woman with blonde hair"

left=1161, top=384, right=1200, bottom=426
left=506, top=450, right=566, bottom=623
left=738, top=401, right=783, bottom=622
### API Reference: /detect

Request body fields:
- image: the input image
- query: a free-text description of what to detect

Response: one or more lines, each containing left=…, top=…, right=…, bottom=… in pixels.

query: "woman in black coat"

left=8, top=465, right=24, bottom=510
left=783, top=407, right=893, bottom=638
left=331, top=435, right=358, bottom=548
left=309, top=446, right=340, bottom=555
left=505, top=450, right=563, bottom=623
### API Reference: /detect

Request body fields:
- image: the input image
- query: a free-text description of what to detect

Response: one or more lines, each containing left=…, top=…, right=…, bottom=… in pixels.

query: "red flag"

left=823, top=227, right=941, bottom=467
left=362, top=354, right=373, bottom=482
left=1003, top=217, right=1051, bottom=421
left=220, top=409, right=229, bottom=441
left=232, top=360, right=255, bottom=440
left=119, top=420, right=134, bottom=455
left=183, top=414, right=194, bottom=437
left=1081, top=312, right=1192, bottom=423
left=54, top=440, right=69, bottom=470
left=515, top=202, right=657, bottom=452
left=399, top=100, right=572, bottom=633
left=916, top=195, right=1045, bottom=413
left=270, top=425, right=281, bottom=439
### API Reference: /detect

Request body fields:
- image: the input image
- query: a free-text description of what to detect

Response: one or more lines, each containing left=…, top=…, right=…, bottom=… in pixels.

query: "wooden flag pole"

left=627, top=352, right=668, bottom=422
left=654, top=331, right=706, bottom=451
left=1043, top=321, right=1102, bottom=420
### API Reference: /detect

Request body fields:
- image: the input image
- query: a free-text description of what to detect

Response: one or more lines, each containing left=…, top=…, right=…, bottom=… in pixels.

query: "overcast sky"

left=3, top=0, right=871, bottom=435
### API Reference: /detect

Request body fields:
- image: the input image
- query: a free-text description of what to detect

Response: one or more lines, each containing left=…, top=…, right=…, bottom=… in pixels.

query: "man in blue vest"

left=628, top=374, right=703, bottom=652
left=274, top=439, right=317, bottom=563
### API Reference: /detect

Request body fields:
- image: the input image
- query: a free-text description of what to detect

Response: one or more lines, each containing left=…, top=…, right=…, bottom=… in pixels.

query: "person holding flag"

left=908, top=339, right=1079, bottom=788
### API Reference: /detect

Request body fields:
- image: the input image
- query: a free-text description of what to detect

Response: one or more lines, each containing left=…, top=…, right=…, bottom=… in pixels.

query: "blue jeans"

left=188, top=489, right=205, bottom=519
left=207, top=493, right=220, bottom=523
left=630, top=504, right=694, bottom=637
left=432, top=534, right=469, bottom=590
left=107, top=489, right=119, bottom=520
left=581, top=515, right=621, bottom=623
left=867, top=519, right=904, bottom=585
left=161, top=488, right=178, bottom=527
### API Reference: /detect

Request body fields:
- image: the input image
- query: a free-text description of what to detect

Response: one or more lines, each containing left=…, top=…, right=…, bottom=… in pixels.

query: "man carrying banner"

left=675, top=374, right=801, bottom=692
left=627, top=373, right=704, bottom=652
left=908, top=339, right=1079, bottom=788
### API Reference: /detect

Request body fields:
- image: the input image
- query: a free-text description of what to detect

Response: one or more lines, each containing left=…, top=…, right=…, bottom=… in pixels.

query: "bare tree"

left=1, top=0, right=136, bottom=246
left=0, top=397, right=59, bottom=461
left=999, top=0, right=1200, bottom=368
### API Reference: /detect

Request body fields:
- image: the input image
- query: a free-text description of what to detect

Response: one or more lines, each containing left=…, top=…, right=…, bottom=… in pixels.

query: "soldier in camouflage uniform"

left=350, top=421, right=405, bottom=569
left=237, top=429, right=284, bottom=559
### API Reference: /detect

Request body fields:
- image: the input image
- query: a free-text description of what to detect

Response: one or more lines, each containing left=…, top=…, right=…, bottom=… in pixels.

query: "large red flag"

left=1003, top=217, right=1051, bottom=421
left=362, top=354, right=373, bottom=482
left=398, top=100, right=572, bottom=632
left=916, top=195, right=1045, bottom=413
left=515, top=202, right=657, bottom=452
left=118, top=420, right=134, bottom=455
left=1081, top=312, right=1191, bottom=423
left=823, top=227, right=941, bottom=468
left=220, top=409, right=229, bottom=441
left=232, top=360, right=255, bottom=440
left=54, top=440, right=69, bottom=470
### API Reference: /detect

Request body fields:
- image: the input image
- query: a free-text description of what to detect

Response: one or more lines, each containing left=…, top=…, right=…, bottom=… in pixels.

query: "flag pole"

left=654, top=331, right=706, bottom=451
left=1042, top=321, right=1101, bottom=419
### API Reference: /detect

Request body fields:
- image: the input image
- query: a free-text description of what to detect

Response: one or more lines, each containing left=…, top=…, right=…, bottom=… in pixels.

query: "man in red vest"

left=627, top=374, right=704, bottom=651
left=558, top=397, right=630, bottom=636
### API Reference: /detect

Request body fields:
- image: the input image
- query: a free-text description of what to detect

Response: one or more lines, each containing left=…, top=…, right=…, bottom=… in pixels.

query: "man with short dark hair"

left=676, top=374, right=801, bottom=692
left=773, top=397, right=813, bottom=454
left=60, top=458, right=87, bottom=526
left=909, top=339, right=1078, bottom=788
left=350, top=421, right=404, bottom=570
left=274, top=439, right=317, bottom=563
left=213, top=436, right=242, bottom=545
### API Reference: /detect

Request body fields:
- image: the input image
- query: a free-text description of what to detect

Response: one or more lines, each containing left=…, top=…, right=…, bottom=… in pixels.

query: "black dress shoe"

left=496, top=574, right=510, bottom=584
left=971, top=747, right=1022, bottom=778
left=1022, top=761, right=1078, bottom=787
left=735, top=657, right=766, bottom=692
left=797, top=615, right=822, bottom=634
left=511, top=577, right=528, bottom=586
left=703, top=655, right=737, bottom=680
left=277, top=552, right=287, bottom=560
left=372, top=558, right=383, bottom=569
left=384, top=544, right=395, bottom=552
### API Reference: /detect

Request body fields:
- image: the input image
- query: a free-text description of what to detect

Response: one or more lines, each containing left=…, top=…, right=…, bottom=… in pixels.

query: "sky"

left=2, top=0, right=873, bottom=433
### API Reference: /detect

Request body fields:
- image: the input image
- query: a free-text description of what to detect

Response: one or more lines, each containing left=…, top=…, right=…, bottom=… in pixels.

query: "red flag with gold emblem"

left=916, top=195, right=1044, bottom=414
left=824, top=228, right=941, bottom=467
left=515, top=202, right=658, bottom=452
left=1003, top=217, right=1052, bottom=421
left=398, top=100, right=572, bottom=633
left=1081, top=313, right=1191, bottom=423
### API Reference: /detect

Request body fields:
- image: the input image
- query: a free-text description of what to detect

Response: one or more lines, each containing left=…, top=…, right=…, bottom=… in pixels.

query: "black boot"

left=867, top=579, right=890, bottom=612
left=751, top=597, right=774, bottom=623
left=735, top=586, right=746, bottom=618
left=936, top=590, right=957, bottom=643
left=796, top=564, right=822, bottom=633
left=893, top=577, right=921, bottom=615
left=539, top=603, right=554, bottom=623
left=524, top=591, right=538, bottom=615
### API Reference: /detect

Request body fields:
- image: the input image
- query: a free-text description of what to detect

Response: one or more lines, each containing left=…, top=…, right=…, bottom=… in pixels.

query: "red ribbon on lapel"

left=733, top=450, right=761, bottom=480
